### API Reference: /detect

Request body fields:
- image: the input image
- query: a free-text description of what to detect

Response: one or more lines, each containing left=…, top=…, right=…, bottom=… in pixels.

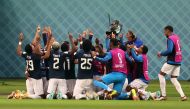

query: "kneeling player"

left=93, top=38, right=131, bottom=99
left=16, top=32, right=44, bottom=99
left=46, top=41, right=68, bottom=99
left=61, top=39, right=77, bottom=98
left=73, top=39, right=95, bottom=100
left=120, top=45, right=160, bottom=100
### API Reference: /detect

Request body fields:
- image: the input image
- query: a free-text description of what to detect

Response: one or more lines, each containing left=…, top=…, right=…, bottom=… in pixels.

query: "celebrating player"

left=157, top=25, right=187, bottom=101
left=93, top=38, right=131, bottom=99
left=61, top=35, right=77, bottom=98
left=73, top=39, right=95, bottom=100
left=16, top=30, right=44, bottom=99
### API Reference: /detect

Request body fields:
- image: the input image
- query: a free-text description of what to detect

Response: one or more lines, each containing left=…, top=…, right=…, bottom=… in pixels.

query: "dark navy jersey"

left=22, top=52, right=42, bottom=79
left=75, top=49, right=93, bottom=79
left=40, top=49, right=49, bottom=79
left=48, top=50, right=65, bottom=79
left=63, top=51, right=76, bottom=79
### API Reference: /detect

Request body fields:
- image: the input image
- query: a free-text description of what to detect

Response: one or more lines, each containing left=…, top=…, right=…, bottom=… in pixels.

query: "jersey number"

left=118, top=53, right=123, bottom=64
left=26, top=60, right=34, bottom=71
left=53, top=58, right=59, bottom=69
left=81, top=58, right=92, bottom=70
left=176, top=40, right=181, bottom=51
left=64, top=58, right=70, bottom=70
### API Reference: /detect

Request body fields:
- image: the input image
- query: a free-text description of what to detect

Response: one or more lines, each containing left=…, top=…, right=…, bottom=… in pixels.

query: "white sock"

left=170, top=78, right=185, bottom=97
left=138, top=89, right=148, bottom=95
left=46, top=94, right=50, bottom=99
left=107, top=87, right=112, bottom=92
left=28, top=94, right=41, bottom=99
left=158, top=74, right=166, bottom=96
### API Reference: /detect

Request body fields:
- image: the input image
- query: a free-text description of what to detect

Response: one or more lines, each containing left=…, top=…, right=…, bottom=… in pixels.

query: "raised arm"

left=32, top=25, right=41, bottom=45
left=119, top=33, right=124, bottom=46
left=131, top=48, right=143, bottom=62
left=68, top=33, right=77, bottom=54
left=17, top=33, right=24, bottom=56
left=41, top=27, right=54, bottom=59
left=32, top=25, right=42, bottom=55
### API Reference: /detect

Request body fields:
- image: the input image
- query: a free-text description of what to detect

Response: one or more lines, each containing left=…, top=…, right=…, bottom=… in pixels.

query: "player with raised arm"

left=92, top=38, right=132, bottom=99
left=122, top=45, right=160, bottom=100
left=45, top=32, right=71, bottom=99
left=61, top=33, right=77, bottom=98
left=157, top=25, right=187, bottom=101
left=16, top=31, right=44, bottom=99
left=73, top=39, right=95, bottom=100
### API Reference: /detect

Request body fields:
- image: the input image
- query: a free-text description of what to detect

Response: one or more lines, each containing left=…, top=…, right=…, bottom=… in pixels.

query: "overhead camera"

left=106, top=20, right=122, bottom=36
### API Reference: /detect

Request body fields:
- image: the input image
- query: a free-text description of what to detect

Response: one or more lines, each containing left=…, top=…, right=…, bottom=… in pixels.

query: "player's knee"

left=95, top=77, right=103, bottom=82
left=159, top=71, right=166, bottom=76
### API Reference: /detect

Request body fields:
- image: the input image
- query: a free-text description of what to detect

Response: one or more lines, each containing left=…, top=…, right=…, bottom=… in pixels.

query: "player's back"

left=62, top=51, right=76, bottom=79
left=48, top=50, right=65, bottom=79
left=75, top=49, right=93, bottom=79
left=22, top=52, right=41, bottom=79
left=110, top=48, right=128, bottom=74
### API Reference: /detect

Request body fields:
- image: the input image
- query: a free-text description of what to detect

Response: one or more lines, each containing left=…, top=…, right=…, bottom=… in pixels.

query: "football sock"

left=117, top=92, right=129, bottom=100
left=171, top=78, right=185, bottom=97
left=138, top=89, right=147, bottom=95
left=158, top=74, right=166, bottom=96
left=93, top=80, right=112, bottom=91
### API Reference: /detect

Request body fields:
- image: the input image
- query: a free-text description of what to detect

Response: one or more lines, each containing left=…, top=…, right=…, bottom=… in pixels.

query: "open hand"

left=157, top=52, right=161, bottom=58
left=36, top=25, right=41, bottom=33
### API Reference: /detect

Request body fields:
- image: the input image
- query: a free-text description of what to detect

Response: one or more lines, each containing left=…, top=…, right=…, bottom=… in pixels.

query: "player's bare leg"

left=157, top=71, right=167, bottom=100
left=170, top=75, right=187, bottom=101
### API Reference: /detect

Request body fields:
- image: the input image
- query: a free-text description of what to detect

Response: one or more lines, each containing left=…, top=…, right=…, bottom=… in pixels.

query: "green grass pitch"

left=0, top=79, right=190, bottom=109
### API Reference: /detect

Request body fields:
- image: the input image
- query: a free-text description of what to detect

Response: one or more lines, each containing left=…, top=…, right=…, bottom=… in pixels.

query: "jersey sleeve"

left=131, top=48, right=143, bottom=62
left=95, top=52, right=112, bottom=62
left=161, top=39, right=174, bottom=56
left=125, top=52, right=132, bottom=63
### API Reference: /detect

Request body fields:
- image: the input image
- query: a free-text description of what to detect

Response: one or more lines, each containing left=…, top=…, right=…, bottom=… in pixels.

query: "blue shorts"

left=102, top=72, right=127, bottom=93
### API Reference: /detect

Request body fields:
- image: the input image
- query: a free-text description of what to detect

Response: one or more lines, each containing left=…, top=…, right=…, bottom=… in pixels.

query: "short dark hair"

left=82, top=39, right=92, bottom=52
left=25, top=44, right=32, bottom=54
left=110, top=38, right=119, bottom=47
left=164, top=25, right=173, bottom=32
left=64, top=41, right=69, bottom=45
left=61, top=42, right=69, bottom=52
left=142, top=45, right=148, bottom=54
left=119, top=44, right=126, bottom=51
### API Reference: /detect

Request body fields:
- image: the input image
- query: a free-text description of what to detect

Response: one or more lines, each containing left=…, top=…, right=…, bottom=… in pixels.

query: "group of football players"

left=8, top=24, right=187, bottom=101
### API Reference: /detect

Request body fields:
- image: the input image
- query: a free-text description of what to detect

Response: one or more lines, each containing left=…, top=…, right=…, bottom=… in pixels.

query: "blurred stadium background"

left=0, top=0, right=190, bottom=80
